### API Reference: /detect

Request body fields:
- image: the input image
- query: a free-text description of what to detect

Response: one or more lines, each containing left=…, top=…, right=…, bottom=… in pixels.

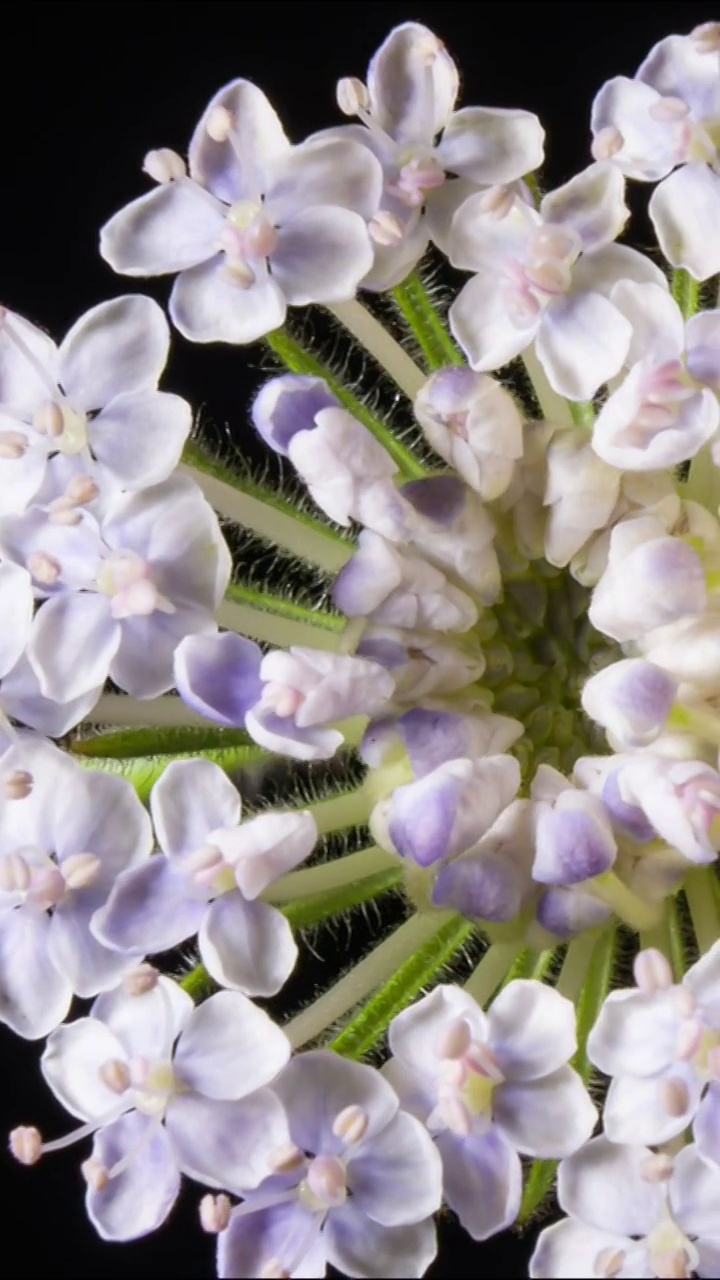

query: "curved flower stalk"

left=5, top=17, right=720, bottom=1280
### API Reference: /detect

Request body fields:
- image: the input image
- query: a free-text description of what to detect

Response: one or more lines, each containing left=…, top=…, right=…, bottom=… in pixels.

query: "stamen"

left=692, top=22, right=720, bottom=53
left=122, top=963, right=159, bottom=996
left=592, top=126, right=624, bottom=160
left=660, top=1076, right=690, bottom=1116
left=34, top=402, right=65, bottom=436
left=143, top=148, right=187, bottom=183
left=81, top=1155, right=110, bottom=1191
left=639, top=1152, right=674, bottom=1182
left=304, top=1154, right=347, bottom=1208
left=206, top=105, right=234, bottom=143
left=0, top=852, right=31, bottom=892
left=477, top=185, right=515, bottom=219
left=336, top=77, right=368, bottom=116
left=62, top=852, right=102, bottom=890
left=3, top=769, right=33, bottom=801
left=0, top=430, right=29, bottom=459
left=436, top=1017, right=472, bottom=1060
left=260, top=1262, right=290, bottom=1280
left=594, top=1247, right=626, bottom=1278
left=649, top=97, right=691, bottom=123
left=9, top=1126, right=42, bottom=1165
left=368, top=210, right=405, bottom=246
left=99, top=1059, right=131, bottom=1094
left=27, top=551, right=62, bottom=585
left=199, top=1193, right=232, bottom=1233
left=331, top=1104, right=369, bottom=1145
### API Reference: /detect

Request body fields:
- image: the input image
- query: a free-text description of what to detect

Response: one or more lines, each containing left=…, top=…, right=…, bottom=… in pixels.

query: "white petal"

left=326, top=1204, right=438, bottom=1280
left=217, top=810, right=316, bottom=900
left=165, top=1088, right=289, bottom=1193
left=686, top=309, right=720, bottom=389
left=0, top=906, right=71, bottom=1038
left=90, top=390, right=191, bottom=489
left=0, top=313, right=58, bottom=414
left=200, top=893, right=298, bottom=997
left=570, top=242, right=669, bottom=297
left=41, top=1016, right=129, bottom=1120
left=266, top=137, right=382, bottom=223
left=0, top=561, right=33, bottom=676
left=493, top=1066, right=597, bottom=1158
left=487, top=981, right=576, bottom=1081
left=150, top=757, right=241, bottom=859
left=28, top=593, right=118, bottom=702
left=170, top=256, right=286, bottom=344
left=440, top=107, right=544, bottom=184
left=92, top=975, right=193, bottom=1059
left=173, top=989, right=290, bottom=1099
left=530, top=1218, right=637, bottom=1280
left=274, top=1050, right=399, bottom=1154
left=650, top=164, right=720, bottom=280
left=684, top=939, right=720, bottom=1022
left=436, top=1127, right=522, bottom=1241
left=271, top=207, right=373, bottom=305
left=537, top=291, right=631, bottom=400
left=101, top=182, right=224, bottom=276
left=86, top=1112, right=180, bottom=1241
left=59, top=296, right=171, bottom=408
left=591, top=75, right=678, bottom=181
left=348, top=1110, right=442, bottom=1225
left=611, top=280, right=685, bottom=366
left=366, top=21, right=459, bottom=144
left=388, top=983, right=488, bottom=1072
left=603, top=1069, right=701, bottom=1146
left=557, top=1134, right=664, bottom=1237
left=541, top=163, right=628, bottom=252
left=188, top=79, right=289, bottom=203
left=450, top=273, right=534, bottom=372
left=670, top=1142, right=720, bottom=1240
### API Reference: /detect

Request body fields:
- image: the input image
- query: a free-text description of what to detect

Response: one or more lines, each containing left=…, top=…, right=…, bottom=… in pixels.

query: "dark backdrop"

left=0, top=2, right=711, bottom=1277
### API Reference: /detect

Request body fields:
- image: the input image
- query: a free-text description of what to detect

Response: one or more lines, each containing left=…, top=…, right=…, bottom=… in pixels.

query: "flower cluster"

left=4, top=18, right=720, bottom=1280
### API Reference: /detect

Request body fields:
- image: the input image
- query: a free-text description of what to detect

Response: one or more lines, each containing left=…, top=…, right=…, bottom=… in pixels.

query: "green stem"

left=307, top=787, right=373, bottom=836
left=182, top=448, right=351, bottom=573
left=568, top=401, right=595, bottom=430
left=76, top=742, right=268, bottom=802
left=555, top=929, right=598, bottom=1002
left=464, top=940, right=524, bottom=1006
left=326, top=298, right=427, bottom=399
left=281, top=866, right=403, bottom=931
left=391, top=273, right=463, bottom=370
left=268, top=845, right=399, bottom=904
left=328, top=913, right=475, bottom=1059
left=671, top=268, right=700, bottom=321
left=180, top=964, right=213, bottom=999
left=668, top=703, right=720, bottom=746
left=668, top=894, right=689, bottom=980
left=71, top=724, right=256, bottom=758
left=265, top=329, right=425, bottom=479
left=218, top=587, right=345, bottom=651
left=684, top=869, right=720, bottom=955
left=283, top=909, right=461, bottom=1050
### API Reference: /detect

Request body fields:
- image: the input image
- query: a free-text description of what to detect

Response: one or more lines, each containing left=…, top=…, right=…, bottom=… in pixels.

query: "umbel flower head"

left=5, top=16, right=720, bottom=1280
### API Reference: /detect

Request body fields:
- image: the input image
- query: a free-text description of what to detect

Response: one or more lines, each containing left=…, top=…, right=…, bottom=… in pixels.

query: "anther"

left=332, top=1104, right=369, bottom=1145
left=436, top=1017, right=472, bottom=1061
left=99, top=1059, right=131, bottom=1094
left=143, top=148, right=187, bottom=183
left=368, top=210, right=405, bottom=246
left=592, top=126, right=624, bottom=160
left=649, top=97, right=691, bottom=123
left=594, top=1247, right=626, bottom=1278
left=639, top=1152, right=674, bottom=1182
left=268, top=1141, right=305, bottom=1174
left=9, top=1126, right=42, bottom=1165
left=661, top=1076, right=690, bottom=1116
left=199, top=1192, right=232, bottom=1233
left=260, top=1261, right=290, bottom=1280
left=692, top=22, right=720, bottom=53
left=122, top=963, right=160, bottom=996
left=336, top=77, right=368, bottom=115
left=0, top=431, right=29, bottom=459
left=33, top=402, right=64, bottom=438
left=477, top=185, right=515, bottom=219
left=62, top=853, right=102, bottom=890
left=206, top=106, right=234, bottom=143
left=27, top=551, right=62, bottom=586
left=81, top=1155, right=109, bottom=1191
left=3, top=770, right=33, bottom=801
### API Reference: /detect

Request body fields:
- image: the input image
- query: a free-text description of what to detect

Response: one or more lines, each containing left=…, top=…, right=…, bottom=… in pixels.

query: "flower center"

left=503, top=225, right=582, bottom=328
left=388, top=148, right=446, bottom=208
left=221, top=201, right=278, bottom=287
left=96, top=550, right=175, bottom=619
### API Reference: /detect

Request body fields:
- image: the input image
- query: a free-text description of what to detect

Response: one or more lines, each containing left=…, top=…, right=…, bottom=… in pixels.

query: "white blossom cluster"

left=3, top=19, right=720, bottom=1279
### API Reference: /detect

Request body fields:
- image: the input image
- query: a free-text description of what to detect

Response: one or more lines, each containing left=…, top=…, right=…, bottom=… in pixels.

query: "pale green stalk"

left=267, top=845, right=399, bottom=904
left=685, top=869, right=720, bottom=954
left=464, top=940, right=524, bottom=1006
left=327, top=299, right=428, bottom=399
left=522, top=345, right=573, bottom=426
left=284, top=910, right=456, bottom=1049
left=217, top=596, right=344, bottom=651
left=83, top=695, right=209, bottom=727
left=307, top=787, right=373, bottom=835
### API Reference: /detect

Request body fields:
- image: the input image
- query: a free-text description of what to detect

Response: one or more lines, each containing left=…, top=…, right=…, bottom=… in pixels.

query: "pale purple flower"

left=414, top=366, right=524, bottom=501
left=588, top=943, right=720, bottom=1152
left=0, top=297, right=191, bottom=507
left=333, top=528, right=478, bottom=632
left=591, top=28, right=720, bottom=277
left=322, top=22, right=544, bottom=290
left=530, top=1137, right=720, bottom=1278
left=581, top=658, right=678, bottom=750
left=449, top=162, right=667, bottom=399
left=218, top=1050, right=442, bottom=1279
left=93, top=759, right=317, bottom=997
left=543, top=429, right=622, bottom=567
left=360, top=706, right=522, bottom=777
left=0, top=473, right=231, bottom=702
left=174, top=632, right=396, bottom=761
left=355, top=625, right=486, bottom=702
left=101, top=80, right=381, bottom=343
left=0, top=734, right=151, bottom=1038
left=38, top=979, right=290, bottom=1240
left=530, top=765, right=618, bottom=887
left=384, top=982, right=596, bottom=1241
left=589, top=515, right=706, bottom=643
left=431, top=797, right=534, bottom=924
left=603, top=755, right=720, bottom=865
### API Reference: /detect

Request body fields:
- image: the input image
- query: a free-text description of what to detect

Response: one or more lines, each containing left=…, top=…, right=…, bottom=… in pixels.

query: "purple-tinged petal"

left=1, top=655, right=101, bottom=738
left=188, top=79, right=290, bottom=204
left=151, top=757, right=241, bottom=858
left=436, top=1126, right=522, bottom=1240
left=533, top=792, right=617, bottom=886
left=587, top=987, right=680, bottom=1077
left=493, top=1066, right=597, bottom=1158
left=91, top=857, right=206, bottom=955
left=0, top=561, right=33, bottom=677
left=325, top=1203, right=437, bottom=1280
left=251, top=374, right=339, bottom=456
left=610, top=280, right=684, bottom=366
left=41, top=1016, right=129, bottom=1120
left=0, top=906, right=71, bottom=1038
left=638, top=33, right=720, bottom=122
left=92, top=975, right=193, bottom=1060
left=59, top=296, right=171, bottom=408
left=650, top=164, right=720, bottom=280
left=53, top=765, right=151, bottom=876
left=200, top=892, right=298, bottom=997
left=432, top=851, right=522, bottom=922
left=439, top=107, right=544, bottom=184
left=170, top=257, right=287, bottom=345
left=271, top=207, right=373, bottom=306
left=540, top=163, right=628, bottom=253
left=603, top=1068, right=701, bottom=1147
left=174, top=630, right=263, bottom=727
left=684, top=939, right=720, bottom=1021
left=570, top=242, right=669, bottom=297
left=537, top=290, right=631, bottom=400
left=100, top=183, right=225, bottom=276
left=591, top=75, right=679, bottom=181
left=581, top=659, right=678, bottom=748
left=48, top=899, right=135, bottom=998
left=557, top=1135, right=663, bottom=1237
left=218, top=1200, right=326, bottom=1280
left=348, top=1110, right=442, bottom=1226
left=90, top=390, right=191, bottom=490
left=267, top=137, right=382, bottom=223
left=166, top=1087, right=289, bottom=1194
left=274, top=1051, right=398, bottom=1156
left=0, top=429, right=47, bottom=517
left=388, top=984, right=488, bottom=1073
left=28, top=593, right=118, bottom=702
left=109, top=609, right=210, bottom=700
left=218, top=811, right=317, bottom=900
left=245, top=705, right=342, bottom=760
left=487, top=981, right=576, bottom=1082
left=366, top=22, right=458, bottom=144
left=693, top=1082, right=720, bottom=1167
left=0, top=312, right=59, bottom=414
left=449, top=273, right=535, bottom=372
left=686, top=309, right=720, bottom=389
left=536, top=886, right=613, bottom=938
left=86, top=1112, right=180, bottom=1241
left=530, top=1218, right=637, bottom=1280
left=670, top=1141, right=720, bottom=1240
left=173, top=990, right=290, bottom=1100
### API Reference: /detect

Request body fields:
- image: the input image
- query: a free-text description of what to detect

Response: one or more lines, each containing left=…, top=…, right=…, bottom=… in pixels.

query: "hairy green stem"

left=671, top=268, right=700, bottom=321
left=218, top=588, right=345, bottom=651
left=327, top=298, right=427, bottom=399
left=284, top=909, right=459, bottom=1049
left=265, top=329, right=425, bottom=478
left=568, top=400, right=595, bottom=430
left=391, top=273, right=463, bottom=370
left=281, top=866, right=404, bottom=932
left=71, top=724, right=256, bottom=759
left=307, top=787, right=373, bottom=835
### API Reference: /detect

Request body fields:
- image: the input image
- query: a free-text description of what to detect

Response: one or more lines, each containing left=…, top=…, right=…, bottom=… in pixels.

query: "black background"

left=0, top=2, right=712, bottom=1277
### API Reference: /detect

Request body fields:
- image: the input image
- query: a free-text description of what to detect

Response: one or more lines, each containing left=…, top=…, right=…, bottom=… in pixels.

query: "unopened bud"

left=81, top=1155, right=109, bottom=1191
left=633, top=948, right=673, bottom=993
left=592, top=126, right=624, bottom=161
left=199, top=1192, right=232, bottom=1233
left=143, top=147, right=186, bottom=183
left=206, top=105, right=233, bottom=142
left=48, top=508, right=82, bottom=527
left=661, top=1076, right=690, bottom=1117
left=122, top=963, right=159, bottom=996
left=33, top=401, right=64, bottom=438
left=62, top=852, right=102, bottom=890
left=9, top=1125, right=42, bottom=1165
left=268, top=1141, right=305, bottom=1175
left=0, top=430, right=29, bottom=459
left=692, top=21, right=720, bottom=53
left=99, top=1058, right=131, bottom=1094
left=639, top=1152, right=674, bottom=1182
left=336, top=76, right=368, bottom=115
left=436, top=1017, right=472, bottom=1061
left=27, top=551, right=62, bottom=585
left=332, top=1104, right=369, bottom=1145
left=2, top=769, right=33, bottom=801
